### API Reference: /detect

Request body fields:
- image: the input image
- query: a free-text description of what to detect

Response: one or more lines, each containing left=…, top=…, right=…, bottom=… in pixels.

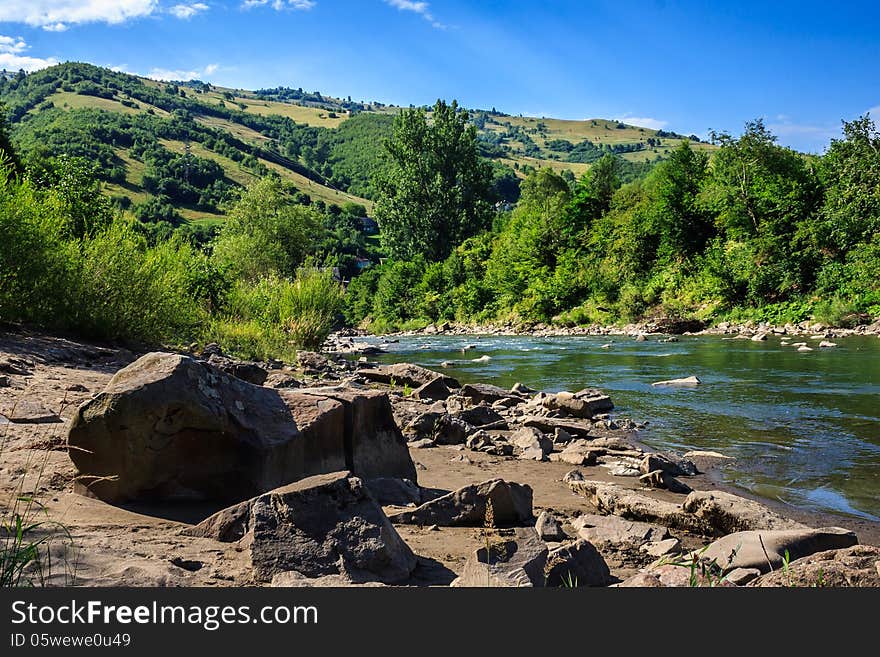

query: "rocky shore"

left=1, top=327, right=878, bottom=588
left=340, top=316, right=880, bottom=343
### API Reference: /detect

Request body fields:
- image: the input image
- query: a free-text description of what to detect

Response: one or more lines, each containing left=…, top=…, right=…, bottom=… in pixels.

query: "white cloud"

left=242, top=0, right=316, bottom=10
left=866, top=105, right=880, bottom=118
left=0, top=1, right=159, bottom=31
left=0, top=35, right=59, bottom=72
left=169, top=3, right=209, bottom=19
left=620, top=115, right=669, bottom=130
left=383, top=0, right=445, bottom=29
left=147, top=63, right=219, bottom=81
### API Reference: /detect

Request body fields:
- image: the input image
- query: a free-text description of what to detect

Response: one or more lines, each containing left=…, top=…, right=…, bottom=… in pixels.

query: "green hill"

left=0, top=62, right=714, bottom=228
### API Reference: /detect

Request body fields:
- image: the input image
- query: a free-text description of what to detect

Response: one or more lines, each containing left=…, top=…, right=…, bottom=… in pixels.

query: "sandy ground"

left=2, top=328, right=878, bottom=587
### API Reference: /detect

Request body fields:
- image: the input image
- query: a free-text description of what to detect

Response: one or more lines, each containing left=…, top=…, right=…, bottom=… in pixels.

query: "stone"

left=410, top=377, right=452, bottom=401
left=68, top=353, right=416, bottom=503
left=567, top=480, right=694, bottom=532
left=558, top=441, right=599, bottom=466
left=797, top=345, right=813, bottom=352
left=451, top=528, right=547, bottom=587
left=749, top=545, right=880, bottom=587
left=682, top=490, right=806, bottom=536
left=455, top=405, right=505, bottom=427
left=725, top=568, right=762, bottom=586
left=459, top=383, right=511, bottom=405
left=607, top=464, right=641, bottom=477
left=296, top=351, right=332, bottom=374
left=389, top=478, right=533, bottom=527
left=206, top=354, right=267, bottom=386
left=0, top=375, right=9, bottom=387
left=510, top=426, right=553, bottom=458
left=640, top=453, right=698, bottom=477
left=616, top=573, right=663, bottom=587
left=562, top=469, right=585, bottom=484
left=511, top=382, right=535, bottom=395
left=641, top=563, right=736, bottom=587
left=553, top=428, right=574, bottom=444
left=432, top=414, right=474, bottom=445
left=535, top=510, right=567, bottom=542
left=263, top=372, right=302, bottom=389
left=684, top=450, right=732, bottom=460
left=818, top=341, right=837, bottom=348
left=522, top=415, right=593, bottom=439
left=364, top=477, right=422, bottom=506
left=185, top=471, right=416, bottom=584
left=572, top=514, right=670, bottom=551
left=358, top=363, right=459, bottom=389
left=698, top=527, right=858, bottom=574
left=651, top=376, right=701, bottom=387
left=543, top=389, right=614, bottom=419
left=638, top=469, right=693, bottom=494
left=403, top=411, right=443, bottom=439
left=640, top=538, right=682, bottom=558
left=0, top=400, right=61, bottom=424
left=545, top=540, right=612, bottom=587
left=751, top=333, right=768, bottom=341
left=409, top=438, right=436, bottom=449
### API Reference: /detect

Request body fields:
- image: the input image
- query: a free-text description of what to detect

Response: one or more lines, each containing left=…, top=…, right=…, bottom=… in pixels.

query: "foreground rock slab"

left=750, top=545, right=880, bottom=587
left=545, top=540, right=612, bottom=587
left=451, top=528, right=547, bottom=587
left=389, top=478, right=533, bottom=527
left=358, top=363, right=459, bottom=389
left=68, top=352, right=415, bottom=503
left=699, top=527, right=858, bottom=574
left=185, top=471, right=416, bottom=584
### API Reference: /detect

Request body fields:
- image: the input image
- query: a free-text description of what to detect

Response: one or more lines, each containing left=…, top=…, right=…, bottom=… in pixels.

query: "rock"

left=0, top=375, right=9, bottom=387
left=522, top=416, right=593, bottom=438
left=797, top=345, right=813, bottom=352
left=263, top=372, right=302, bottom=389
left=364, top=477, right=422, bottom=506
left=562, top=469, right=585, bottom=484
left=572, top=514, right=670, bottom=551
left=818, top=341, right=837, bottom=348
left=699, top=527, right=858, bottom=574
left=608, top=464, right=641, bottom=477
left=296, top=351, right=332, bottom=374
left=635, top=334, right=647, bottom=342
left=403, top=411, right=443, bottom=439
left=511, top=382, right=535, bottom=395
left=640, top=538, right=682, bottom=557
left=410, top=377, right=452, bottom=401
left=726, top=568, right=762, bottom=586
left=535, top=510, right=567, bottom=542
left=451, top=528, right=547, bottom=587
left=185, top=471, right=416, bottom=584
left=0, top=356, right=32, bottom=376
left=432, top=414, right=474, bottom=445
left=359, top=363, right=459, bottom=389
left=567, top=480, right=693, bottom=532
left=751, top=333, right=768, bottom=341
left=455, top=405, right=504, bottom=427
left=640, top=563, right=736, bottom=587
left=749, top=545, right=880, bottom=587
left=459, top=383, right=511, bottom=405
left=553, top=428, right=574, bottom=444
left=66, top=383, right=89, bottom=392
left=684, top=450, right=732, bottom=460
left=558, top=440, right=599, bottom=466
left=510, top=426, right=552, bottom=456
left=409, top=438, right=436, bottom=449
left=651, top=376, right=701, bottom=387
left=471, top=355, right=491, bottom=363
left=389, top=479, right=533, bottom=527
left=271, top=572, right=386, bottom=587
left=68, top=353, right=416, bottom=503
left=206, top=354, right=267, bottom=386
left=543, top=389, right=614, bottom=419
left=638, top=469, right=693, bottom=494
left=640, top=453, right=698, bottom=477
left=0, top=400, right=61, bottom=424
left=616, top=573, right=663, bottom=587
left=545, top=540, right=612, bottom=587
left=682, top=490, right=806, bottom=536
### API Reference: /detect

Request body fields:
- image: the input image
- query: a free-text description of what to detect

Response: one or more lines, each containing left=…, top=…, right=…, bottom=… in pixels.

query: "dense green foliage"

left=351, top=117, right=880, bottom=331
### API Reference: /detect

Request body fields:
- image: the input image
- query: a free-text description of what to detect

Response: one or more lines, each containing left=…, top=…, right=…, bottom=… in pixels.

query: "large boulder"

left=572, top=514, right=670, bottom=552
left=410, top=378, right=452, bottom=401
left=206, top=354, right=267, bottom=386
left=451, top=528, right=547, bottom=587
left=185, top=471, right=416, bottom=584
left=390, top=479, right=533, bottom=527
left=682, top=490, right=806, bottom=536
left=358, top=363, right=459, bottom=389
left=698, top=527, right=858, bottom=574
left=545, top=540, right=612, bottom=587
left=68, top=353, right=416, bottom=503
left=749, top=545, right=880, bottom=587
left=459, top=383, right=511, bottom=405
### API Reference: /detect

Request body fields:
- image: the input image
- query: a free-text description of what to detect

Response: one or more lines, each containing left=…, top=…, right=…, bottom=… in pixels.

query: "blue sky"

left=1, top=0, right=877, bottom=152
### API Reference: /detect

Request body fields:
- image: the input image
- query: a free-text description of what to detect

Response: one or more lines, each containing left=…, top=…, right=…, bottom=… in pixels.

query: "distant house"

left=358, top=217, right=379, bottom=234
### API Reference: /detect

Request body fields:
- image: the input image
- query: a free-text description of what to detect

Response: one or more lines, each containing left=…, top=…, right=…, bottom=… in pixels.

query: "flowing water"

left=357, top=333, right=880, bottom=521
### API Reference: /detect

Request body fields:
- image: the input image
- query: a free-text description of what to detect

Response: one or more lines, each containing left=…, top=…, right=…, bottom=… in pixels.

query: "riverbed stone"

left=749, top=545, right=880, bottom=587
left=535, top=510, right=567, bottom=542
left=389, top=478, right=533, bottom=527
left=451, top=528, right=548, bottom=587
left=545, top=539, right=612, bottom=587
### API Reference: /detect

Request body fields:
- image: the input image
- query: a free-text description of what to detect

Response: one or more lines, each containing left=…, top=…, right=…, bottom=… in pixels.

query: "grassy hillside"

left=0, top=62, right=715, bottom=228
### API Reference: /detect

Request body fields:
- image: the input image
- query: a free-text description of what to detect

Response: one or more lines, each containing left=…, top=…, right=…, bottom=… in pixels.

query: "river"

left=355, top=333, right=880, bottom=521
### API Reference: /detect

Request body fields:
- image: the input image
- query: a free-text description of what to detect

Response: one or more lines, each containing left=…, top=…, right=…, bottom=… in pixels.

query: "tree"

left=212, top=177, right=322, bottom=280
left=651, top=140, right=711, bottom=260
left=0, top=102, right=22, bottom=175
left=373, top=99, right=493, bottom=261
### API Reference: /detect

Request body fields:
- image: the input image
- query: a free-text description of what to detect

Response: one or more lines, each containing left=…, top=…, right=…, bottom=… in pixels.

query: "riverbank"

left=2, top=327, right=878, bottom=587
left=341, top=316, right=880, bottom=342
